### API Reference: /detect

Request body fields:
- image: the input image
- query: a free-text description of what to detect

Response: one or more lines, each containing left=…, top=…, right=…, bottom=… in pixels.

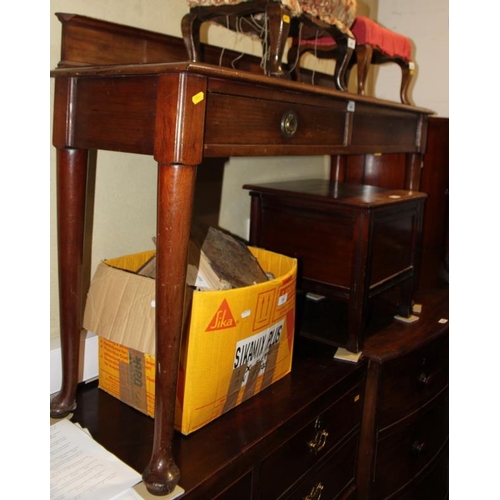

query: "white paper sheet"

left=50, top=419, right=141, bottom=500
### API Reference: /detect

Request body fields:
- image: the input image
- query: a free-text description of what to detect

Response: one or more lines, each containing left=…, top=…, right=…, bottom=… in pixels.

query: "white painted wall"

left=372, top=0, right=449, bottom=117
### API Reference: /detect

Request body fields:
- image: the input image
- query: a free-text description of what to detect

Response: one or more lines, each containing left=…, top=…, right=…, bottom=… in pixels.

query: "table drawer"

left=260, top=384, right=363, bottom=500
left=283, top=432, right=358, bottom=500
left=205, top=93, right=347, bottom=148
left=377, top=333, right=449, bottom=428
left=374, top=390, right=448, bottom=499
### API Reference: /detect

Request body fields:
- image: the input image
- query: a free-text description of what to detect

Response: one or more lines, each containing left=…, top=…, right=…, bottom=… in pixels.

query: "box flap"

left=83, top=262, right=156, bottom=355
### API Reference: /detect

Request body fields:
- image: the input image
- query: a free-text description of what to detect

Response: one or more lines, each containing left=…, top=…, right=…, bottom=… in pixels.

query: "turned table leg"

left=50, top=148, right=89, bottom=418
left=265, top=2, right=291, bottom=77
left=142, top=162, right=197, bottom=496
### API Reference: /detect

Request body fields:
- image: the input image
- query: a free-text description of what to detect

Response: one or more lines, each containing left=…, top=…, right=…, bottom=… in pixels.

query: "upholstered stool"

left=181, top=0, right=357, bottom=90
left=288, top=15, right=415, bottom=104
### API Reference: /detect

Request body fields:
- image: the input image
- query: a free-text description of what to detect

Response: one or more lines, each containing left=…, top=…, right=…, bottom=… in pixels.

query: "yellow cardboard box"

left=83, top=247, right=297, bottom=435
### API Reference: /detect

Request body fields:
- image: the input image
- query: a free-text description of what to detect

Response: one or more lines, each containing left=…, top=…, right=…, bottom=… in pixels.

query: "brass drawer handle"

left=417, top=372, right=432, bottom=388
left=304, top=482, right=324, bottom=500
left=411, top=440, right=427, bottom=456
left=281, top=110, right=298, bottom=138
left=307, top=429, right=329, bottom=455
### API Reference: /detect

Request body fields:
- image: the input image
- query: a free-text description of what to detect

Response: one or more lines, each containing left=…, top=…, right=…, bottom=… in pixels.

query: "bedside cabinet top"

left=243, top=179, right=427, bottom=209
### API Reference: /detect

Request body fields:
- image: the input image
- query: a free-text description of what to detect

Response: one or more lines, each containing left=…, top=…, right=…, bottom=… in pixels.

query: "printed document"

left=50, top=418, right=141, bottom=500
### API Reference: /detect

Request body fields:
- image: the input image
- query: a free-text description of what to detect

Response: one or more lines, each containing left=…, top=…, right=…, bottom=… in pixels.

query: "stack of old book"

left=137, top=219, right=269, bottom=291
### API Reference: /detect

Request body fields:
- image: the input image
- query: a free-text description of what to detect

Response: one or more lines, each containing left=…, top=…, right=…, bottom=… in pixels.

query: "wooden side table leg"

left=405, top=153, right=423, bottom=191
left=50, top=148, right=89, bottom=418
left=142, top=162, right=197, bottom=496
left=330, top=154, right=348, bottom=183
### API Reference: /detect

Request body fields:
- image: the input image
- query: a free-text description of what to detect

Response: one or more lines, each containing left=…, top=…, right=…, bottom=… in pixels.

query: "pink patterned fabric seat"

left=182, top=0, right=357, bottom=90
left=289, top=15, right=415, bottom=104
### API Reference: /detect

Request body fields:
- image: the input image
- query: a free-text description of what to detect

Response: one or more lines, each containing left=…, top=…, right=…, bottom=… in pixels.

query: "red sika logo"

left=206, top=299, right=236, bottom=331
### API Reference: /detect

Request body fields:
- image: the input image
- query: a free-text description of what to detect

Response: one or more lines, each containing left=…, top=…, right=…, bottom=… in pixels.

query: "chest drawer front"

left=283, top=432, right=358, bottom=500
left=374, top=390, right=448, bottom=499
left=377, top=333, right=449, bottom=428
left=213, top=472, right=253, bottom=500
left=260, top=384, right=363, bottom=500
left=394, top=443, right=449, bottom=500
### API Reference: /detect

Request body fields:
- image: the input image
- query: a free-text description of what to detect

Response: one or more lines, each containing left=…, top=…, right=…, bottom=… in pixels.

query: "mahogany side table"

left=50, top=13, right=433, bottom=496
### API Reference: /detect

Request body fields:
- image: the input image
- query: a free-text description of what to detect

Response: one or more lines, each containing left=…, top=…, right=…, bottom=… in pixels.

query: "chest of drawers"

left=244, top=179, right=427, bottom=354
left=357, top=287, right=449, bottom=499
left=70, top=337, right=366, bottom=500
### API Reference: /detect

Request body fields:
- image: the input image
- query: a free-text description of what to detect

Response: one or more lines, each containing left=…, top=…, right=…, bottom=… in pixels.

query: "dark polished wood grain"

left=244, top=180, right=427, bottom=352
left=67, top=286, right=447, bottom=499
left=331, top=117, right=449, bottom=290
left=357, top=286, right=449, bottom=499
left=50, top=14, right=433, bottom=495
left=70, top=337, right=366, bottom=499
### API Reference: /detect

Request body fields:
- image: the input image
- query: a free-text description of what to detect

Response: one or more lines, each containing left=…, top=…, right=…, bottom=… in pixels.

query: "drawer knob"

left=411, top=440, right=427, bottom=456
left=281, top=110, right=298, bottom=138
left=307, top=429, right=329, bottom=455
left=418, top=372, right=432, bottom=387
left=304, top=482, right=324, bottom=500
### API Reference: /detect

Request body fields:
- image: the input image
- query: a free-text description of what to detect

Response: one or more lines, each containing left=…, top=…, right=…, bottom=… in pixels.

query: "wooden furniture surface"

left=68, top=286, right=448, bottom=499
left=70, top=337, right=366, bottom=500
left=244, top=179, right=427, bottom=352
left=357, top=286, right=449, bottom=499
left=329, top=116, right=449, bottom=290
left=50, top=13, right=433, bottom=495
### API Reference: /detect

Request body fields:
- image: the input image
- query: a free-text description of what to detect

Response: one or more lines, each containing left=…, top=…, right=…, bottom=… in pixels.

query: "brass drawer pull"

left=307, top=428, right=329, bottom=455
left=281, top=110, right=298, bottom=138
left=411, top=440, right=427, bottom=456
left=304, top=482, right=324, bottom=500
left=417, top=372, right=432, bottom=388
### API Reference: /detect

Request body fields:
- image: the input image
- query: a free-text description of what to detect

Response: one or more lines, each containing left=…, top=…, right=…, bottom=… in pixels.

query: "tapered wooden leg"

left=399, top=59, right=414, bottom=105
left=355, top=44, right=373, bottom=96
left=405, top=153, right=423, bottom=191
left=50, top=148, right=89, bottom=418
left=330, top=154, right=348, bottom=183
left=142, top=162, right=197, bottom=496
left=332, top=37, right=354, bottom=91
left=265, top=2, right=291, bottom=77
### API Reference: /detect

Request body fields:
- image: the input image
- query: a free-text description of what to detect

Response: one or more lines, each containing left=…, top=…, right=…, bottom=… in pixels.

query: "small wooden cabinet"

left=244, top=179, right=427, bottom=353
left=357, top=288, right=449, bottom=499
